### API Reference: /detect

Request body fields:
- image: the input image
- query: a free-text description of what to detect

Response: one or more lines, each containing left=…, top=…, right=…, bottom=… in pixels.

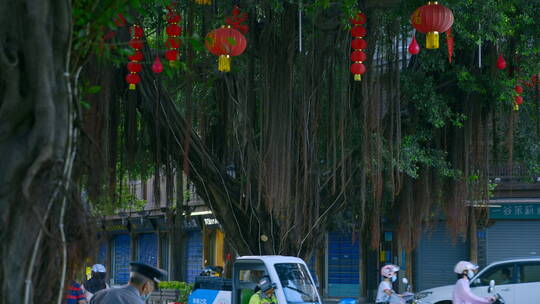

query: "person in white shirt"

left=375, top=264, right=401, bottom=304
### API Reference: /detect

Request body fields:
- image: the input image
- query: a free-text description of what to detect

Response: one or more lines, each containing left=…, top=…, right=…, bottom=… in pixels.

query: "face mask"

left=391, top=275, right=397, bottom=283
left=467, top=271, right=475, bottom=279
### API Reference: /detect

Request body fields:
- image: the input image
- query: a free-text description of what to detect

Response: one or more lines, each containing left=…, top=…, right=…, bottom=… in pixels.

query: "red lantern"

left=152, top=56, right=164, bottom=74
left=350, top=51, right=367, bottom=62
left=351, top=26, right=367, bottom=38
left=128, top=51, right=144, bottom=62
left=350, top=12, right=367, bottom=25
left=130, top=25, right=144, bottom=38
left=515, top=95, right=523, bottom=105
left=165, top=50, right=178, bottom=62
left=166, top=24, right=182, bottom=36
left=515, top=85, right=523, bottom=95
left=408, top=36, right=420, bottom=55
left=411, top=2, right=454, bottom=49
left=350, top=12, right=367, bottom=81
left=350, top=63, right=366, bottom=75
left=126, top=25, right=144, bottom=90
left=127, top=62, right=142, bottom=73
left=351, top=39, right=367, bottom=50
left=496, top=54, right=506, bottom=70
left=165, top=7, right=182, bottom=66
left=205, top=27, right=247, bottom=72
left=128, top=39, right=144, bottom=50
left=166, top=38, right=181, bottom=49
left=126, top=73, right=141, bottom=90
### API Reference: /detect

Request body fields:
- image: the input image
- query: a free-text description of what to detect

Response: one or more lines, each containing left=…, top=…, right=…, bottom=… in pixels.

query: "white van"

left=414, top=257, right=540, bottom=304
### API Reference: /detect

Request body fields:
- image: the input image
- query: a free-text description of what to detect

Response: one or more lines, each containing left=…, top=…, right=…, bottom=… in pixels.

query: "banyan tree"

left=2, top=0, right=540, bottom=303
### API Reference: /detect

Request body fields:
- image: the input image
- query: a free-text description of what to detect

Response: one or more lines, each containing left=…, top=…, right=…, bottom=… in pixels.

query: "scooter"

left=488, top=280, right=505, bottom=304
left=388, top=278, right=416, bottom=304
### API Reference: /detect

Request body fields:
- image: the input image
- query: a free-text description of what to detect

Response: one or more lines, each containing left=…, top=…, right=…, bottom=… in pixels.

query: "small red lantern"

left=515, top=85, right=523, bottom=95
left=165, top=6, right=182, bottom=66
left=127, top=62, right=142, bottom=73
left=411, top=2, right=454, bottom=49
left=350, top=12, right=367, bottom=81
left=114, top=14, right=127, bottom=27
left=152, top=56, right=164, bottom=74
left=496, top=54, right=506, bottom=70
left=126, top=73, right=141, bottom=90
left=408, top=36, right=420, bottom=55
left=205, top=26, right=247, bottom=72
left=126, top=25, right=144, bottom=90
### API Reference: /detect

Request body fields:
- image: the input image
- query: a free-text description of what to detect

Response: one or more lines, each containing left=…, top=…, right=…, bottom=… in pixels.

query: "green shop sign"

left=490, top=204, right=540, bottom=219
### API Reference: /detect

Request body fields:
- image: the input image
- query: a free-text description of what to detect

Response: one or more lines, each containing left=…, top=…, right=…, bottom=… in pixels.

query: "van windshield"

left=274, top=263, right=319, bottom=304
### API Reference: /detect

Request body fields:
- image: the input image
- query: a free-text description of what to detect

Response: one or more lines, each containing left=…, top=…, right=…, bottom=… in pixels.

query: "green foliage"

left=90, top=182, right=147, bottom=216
left=158, top=281, right=193, bottom=303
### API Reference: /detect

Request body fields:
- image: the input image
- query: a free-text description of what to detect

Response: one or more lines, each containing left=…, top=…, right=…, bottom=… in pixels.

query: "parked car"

left=414, top=257, right=540, bottom=304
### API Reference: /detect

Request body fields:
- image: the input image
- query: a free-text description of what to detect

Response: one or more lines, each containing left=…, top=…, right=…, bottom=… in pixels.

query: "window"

left=239, top=269, right=266, bottom=283
left=520, top=263, right=540, bottom=283
left=275, top=263, right=319, bottom=304
left=473, top=264, right=515, bottom=286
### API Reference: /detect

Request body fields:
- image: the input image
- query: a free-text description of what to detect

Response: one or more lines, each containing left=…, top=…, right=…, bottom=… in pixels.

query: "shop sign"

left=490, top=204, right=540, bottom=219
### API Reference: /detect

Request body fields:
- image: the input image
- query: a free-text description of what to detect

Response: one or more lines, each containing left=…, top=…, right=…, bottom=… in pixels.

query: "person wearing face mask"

left=89, top=262, right=167, bottom=304
left=375, top=264, right=401, bottom=304
left=452, top=261, right=495, bottom=304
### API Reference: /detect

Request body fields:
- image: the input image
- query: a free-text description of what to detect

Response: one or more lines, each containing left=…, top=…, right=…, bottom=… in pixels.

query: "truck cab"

left=189, top=256, right=321, bottom=304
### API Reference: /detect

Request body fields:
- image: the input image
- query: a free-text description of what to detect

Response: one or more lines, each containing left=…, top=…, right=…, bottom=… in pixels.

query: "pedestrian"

left=452, top=261, right=495, bottom=304
left=248, top=276, right=278, bottom=304
left=90, top=262, right=167, bottom=304
left=66, top=280, right=88, bottom=304
left=375, top=264, right=402, bottom=304
left=83, top=264, right=109, bottom=301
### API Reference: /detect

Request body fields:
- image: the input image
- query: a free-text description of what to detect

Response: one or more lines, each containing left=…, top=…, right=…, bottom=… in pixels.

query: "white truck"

left=188, top=256, right=322, bottom=304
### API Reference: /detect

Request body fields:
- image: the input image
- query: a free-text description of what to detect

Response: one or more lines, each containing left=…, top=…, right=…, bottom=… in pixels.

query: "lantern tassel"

left=446, top=28, right=454, bottom=63
left=426, top=31, right=439, bottom=49
left=514, top=103, right=519, bottom=111
left=354, top=74, right=362, bottom=81
left=129, top=84, right=136, bottom=90
left=218, top=55, right=231, bottom=72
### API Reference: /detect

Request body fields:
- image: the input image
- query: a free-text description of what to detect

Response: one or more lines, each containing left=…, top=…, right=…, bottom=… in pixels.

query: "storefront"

left=481, top=201, right=540, bottom=264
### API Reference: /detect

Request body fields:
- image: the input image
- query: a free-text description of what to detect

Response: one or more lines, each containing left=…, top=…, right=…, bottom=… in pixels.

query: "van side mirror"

left=488, top=280, right=495, bottom=293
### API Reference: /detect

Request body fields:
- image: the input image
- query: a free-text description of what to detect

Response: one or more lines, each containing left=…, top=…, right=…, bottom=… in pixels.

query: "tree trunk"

left=0, top=1, right=73, bottom=303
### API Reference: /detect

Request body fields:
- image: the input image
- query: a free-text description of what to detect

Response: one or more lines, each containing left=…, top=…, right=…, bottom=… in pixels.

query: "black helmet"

left=258, top=276, right=277, bottom=292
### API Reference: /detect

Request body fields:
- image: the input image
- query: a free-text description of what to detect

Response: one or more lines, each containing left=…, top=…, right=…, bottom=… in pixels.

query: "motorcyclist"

left=452, top=261, right=495, bottom=304
left=376, top=264, right=401, bottom=304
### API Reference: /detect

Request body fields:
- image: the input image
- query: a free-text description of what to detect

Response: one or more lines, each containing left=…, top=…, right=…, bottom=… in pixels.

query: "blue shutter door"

left=186, top=230, right=203, bottom=283
left=97, top=242, right=108, bottom=266
left=113, top=234, right=131, bottom=285
left=327, top=231, right=360, bottom=297
left=486, top=221, right=540, bottom=264
left=415, top=223, right=468, bottom=291
left=160, top=235, right=169, bottom=279
left=137, top=233, right=158, bottom=267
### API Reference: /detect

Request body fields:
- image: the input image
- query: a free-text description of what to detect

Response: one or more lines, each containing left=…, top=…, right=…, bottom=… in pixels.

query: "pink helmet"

left=381, top=264, right=400, bottom=278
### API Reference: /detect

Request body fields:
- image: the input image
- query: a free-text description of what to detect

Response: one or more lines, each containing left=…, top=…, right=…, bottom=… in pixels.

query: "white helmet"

left=381, top=264, right=400, bottom=278
left=91, top=264, right=106, bottom=273
left=454, top=261, right=478, bottom=274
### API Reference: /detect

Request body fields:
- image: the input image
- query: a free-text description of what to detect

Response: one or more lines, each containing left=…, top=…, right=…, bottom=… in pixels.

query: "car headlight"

left=414, top=291, right=432, bottom=300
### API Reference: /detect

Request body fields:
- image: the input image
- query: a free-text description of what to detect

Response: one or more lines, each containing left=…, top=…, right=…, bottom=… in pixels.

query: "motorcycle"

left=488, top=280, right=505, bottom=304
left=388, top=278, right=416, bottom=304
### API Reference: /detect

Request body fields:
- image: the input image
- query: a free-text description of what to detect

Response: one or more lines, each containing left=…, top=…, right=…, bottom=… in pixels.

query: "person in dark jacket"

left=83, top=264, right=109, bottom=301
